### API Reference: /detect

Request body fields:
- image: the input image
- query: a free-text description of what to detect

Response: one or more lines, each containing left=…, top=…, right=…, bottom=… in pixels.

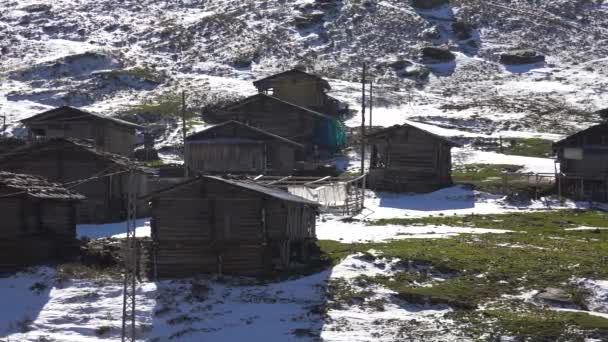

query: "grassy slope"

left=319, top=210, right=608, bottom=339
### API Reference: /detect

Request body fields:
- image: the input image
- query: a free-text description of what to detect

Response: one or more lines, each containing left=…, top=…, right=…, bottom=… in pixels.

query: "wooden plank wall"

left=368, top=127, right=454, bottom=192
left=0, top=198, right=78, bottom=273
left=150, top=178, right=317, bottom=278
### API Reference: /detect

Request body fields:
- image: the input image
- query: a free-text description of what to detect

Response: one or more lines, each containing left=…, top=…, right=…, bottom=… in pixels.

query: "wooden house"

left=142, top=175, right=320, bottom=278
left=21, top=106, right=141, bottom=156
left=366, top=123, right=459, bottom=193
left=253, top=69, right=346, bottom=117
left=185, top=121, right=304, bottom=175
left=0, top=172, right=84, bottom=272
left=553, top=124, right=608, bottom=201
left=0, top=138, right=151, bottom=223
left=208, top=93, right=346, bottom=157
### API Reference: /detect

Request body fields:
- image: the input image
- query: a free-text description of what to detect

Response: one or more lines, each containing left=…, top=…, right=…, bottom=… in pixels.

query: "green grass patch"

left=370, top=209, right=608, bottom=232
left=452, top=163, right=555, bottom=195
left=452, top=307, right=608, bottom=340
left=318, top=210, right=608, bottom=339
left=452, top=163, right=522, bottom=182
left=502, top=138, right=554, bottom=158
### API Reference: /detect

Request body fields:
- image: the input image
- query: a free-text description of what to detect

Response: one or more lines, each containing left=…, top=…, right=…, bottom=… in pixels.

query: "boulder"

left=500, top=50, right=546, bottom=65
left=293, top=13, right=325, bottom=29
left=411, top=0, right=449, bottom=9
left=535, top=288, right=579, bottom=308
left=452, top=21, right=474, bottom=40
left=421, top=47, right=455, bottom=62
left=389, top=60, right=413, bottom=70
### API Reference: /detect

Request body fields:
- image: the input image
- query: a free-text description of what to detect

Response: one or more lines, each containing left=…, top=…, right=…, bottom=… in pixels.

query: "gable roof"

left=0, top=138, right=152, bottom=173
left=0, top=172, right=85, bottom=200
left=21, top=106, right=141, bottom=129
left=186, top=121, right=304, bottom=148
left=224, top=93, right=334, bottom=121
left=253, top=69, right=331, bottom=90
left=141, top=175, right=320, bottom=206
left=554, top=123, right=608, bottom=148
left=366, top=122, right=461, bottom=147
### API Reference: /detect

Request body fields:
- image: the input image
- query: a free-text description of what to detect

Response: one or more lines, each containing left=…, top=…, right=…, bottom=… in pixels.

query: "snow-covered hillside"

left=1, top=0, right=608, bottom=148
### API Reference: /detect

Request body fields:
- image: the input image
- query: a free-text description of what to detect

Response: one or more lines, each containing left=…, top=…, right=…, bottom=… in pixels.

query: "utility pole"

left=182, top=91, right=189, bottom=178
left=369, top=82, right=373, bottom=128
left=121, top=169, right=138, bottom=342
left=360, top=63, right=367, bottom=175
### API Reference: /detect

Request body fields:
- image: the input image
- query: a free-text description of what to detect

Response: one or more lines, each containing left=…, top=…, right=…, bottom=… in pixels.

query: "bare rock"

left=421, top=46, right=455, bottom=62
left=500, top=50, right=546, bottom=65
left=535, top=287, right=579, bottom=308
left=411, top=0, right=449, bottom=9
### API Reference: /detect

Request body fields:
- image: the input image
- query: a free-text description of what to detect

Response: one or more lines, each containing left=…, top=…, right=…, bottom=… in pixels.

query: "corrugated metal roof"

left=0, top=172, right=85, bottom=200
left=21, top=106, right=142, bottom=129
left=366, top=122, right=461, bottom=147
left=224, top=94, right=334, bottom=121
left=253, top=69, right=331, bottom=90
left=186, top=120, right=304, bottom=148
left=205, top=176, right=320, bottom=205
left=0, top=138, right=153, bottom=174
left=142, top=175, right=320, bottom=206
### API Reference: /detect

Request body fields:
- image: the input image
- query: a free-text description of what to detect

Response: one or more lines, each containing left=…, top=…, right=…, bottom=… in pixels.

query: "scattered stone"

left=411, top=0, right=449, bottom=9
left=452, top=21, right=474, bottom=40
left=500, top=50, right=546, bottom=65
left=421, top=26, right=442, bottom=40
left=293, top=13, right=325, bottom=29
left=421, top=46, right=455, bottom=62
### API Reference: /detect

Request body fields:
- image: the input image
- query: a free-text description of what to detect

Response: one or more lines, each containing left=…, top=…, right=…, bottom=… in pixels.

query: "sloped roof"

left=186, top=121, right=304, bottom=148
left=0, top=171, right=85, bottom=200
left=554, top=123, right=608, bottom=147
left=224, top=93, right=334, bottom=120
left=21, top=106, right=141, bottom=129
left=0, top=138, right=152, bottom=173
left=253, top=69, right=331, bottom=90
left=142, top=175, right=320, bottom=206
left=366, top=122, right=461, bottom=147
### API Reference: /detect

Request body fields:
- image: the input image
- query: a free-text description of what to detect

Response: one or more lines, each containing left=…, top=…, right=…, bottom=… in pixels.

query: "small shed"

left=553, top=124, right=608, bottom=201
left=185, top=120, right=304, bottom=175
left=208, top=93, right=346, bottom=157
left=0, top=172, right=84, bottom=272
left=0, top=138, right=151, bottom=223
left=142, top=175, right=320, bottom=278
left=366, top=123, right=459, bottom=193
left=21, top=106, right=141, bottom=156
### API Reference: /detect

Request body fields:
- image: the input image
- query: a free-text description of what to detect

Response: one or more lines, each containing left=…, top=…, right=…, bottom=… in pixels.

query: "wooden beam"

left=265, top=176, right=292, bottom=186
left=304, top=176, right=331, bottom=186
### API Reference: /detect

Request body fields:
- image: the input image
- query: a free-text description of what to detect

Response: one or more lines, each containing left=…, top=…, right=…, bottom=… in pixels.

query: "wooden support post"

left=182, top=91, right=189, bottom=178
left=360, top=63, right=367, bottom=176
left=369, top=82, right=373, bottom=128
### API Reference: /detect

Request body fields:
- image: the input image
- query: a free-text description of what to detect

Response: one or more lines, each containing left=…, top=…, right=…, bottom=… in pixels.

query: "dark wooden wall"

left=258, top=74, right=326, bottom=108
left=0, top=197, right=78, bottom=272
left=0, top=147, right=149, bottom=223
left=555, top=126, right=608, bottom=201
left=368, top=127, right=453, bottom=193
left=187, top=142, right=296, bottom=175
left=149, top=178, right=317, bottom=278
left=213, top=96, right=324, bottom=150
left=26, top=119, right=136, bottom=156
